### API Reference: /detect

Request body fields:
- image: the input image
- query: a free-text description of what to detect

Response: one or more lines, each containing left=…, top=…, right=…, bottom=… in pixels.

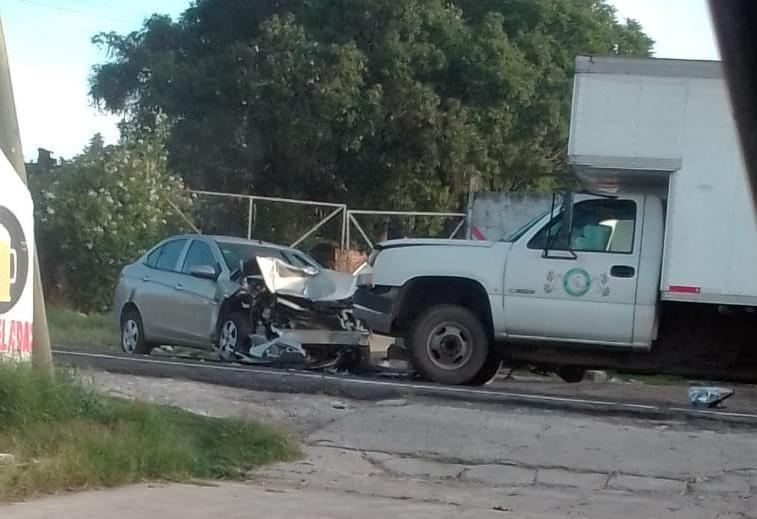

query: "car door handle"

left=610, top=265, right=635, bottom=278
left=175, top=284, right=184, bottom=291
left=141, top=275, right=149, bottom=282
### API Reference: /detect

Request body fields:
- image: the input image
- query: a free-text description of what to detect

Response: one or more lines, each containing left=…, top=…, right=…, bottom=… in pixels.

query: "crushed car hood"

left=257, top=256, right=357, bottom=302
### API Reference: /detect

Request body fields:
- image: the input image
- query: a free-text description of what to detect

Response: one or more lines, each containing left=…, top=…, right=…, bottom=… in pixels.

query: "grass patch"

left=0, top=364, right=299, bottom=500
left=46, top=306, right=117, bottom=350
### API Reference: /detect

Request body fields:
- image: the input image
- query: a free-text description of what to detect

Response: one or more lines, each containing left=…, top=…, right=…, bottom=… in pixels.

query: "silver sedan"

left=113, top=234, right=323, bottom=359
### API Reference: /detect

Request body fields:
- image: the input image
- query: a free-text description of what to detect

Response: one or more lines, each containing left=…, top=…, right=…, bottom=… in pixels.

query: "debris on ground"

left=385, top=343, right=406, bottom=360
left=496, top=368, right=515, bottom=381
left=583, top=370, right=609, bottom=383
left=0, top=453, right=15, bottom=466
left=237, top=333, right=308, bottom=366
left=377, top=358, right=410, bottom=372
left=688, top=386, right=735, bottom=408
left=331, top=401, right=348, bottom=410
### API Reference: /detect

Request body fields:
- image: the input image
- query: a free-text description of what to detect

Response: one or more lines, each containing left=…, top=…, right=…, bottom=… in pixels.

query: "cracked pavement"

left=3, top=371, right=757, bottom=518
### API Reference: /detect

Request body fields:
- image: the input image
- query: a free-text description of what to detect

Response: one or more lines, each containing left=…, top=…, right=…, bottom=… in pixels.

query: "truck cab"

left=355, top=190, right=665, bottom=384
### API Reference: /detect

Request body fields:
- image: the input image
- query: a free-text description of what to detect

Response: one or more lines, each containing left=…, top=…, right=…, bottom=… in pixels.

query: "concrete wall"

left=468, top=192, right=553, bottom=241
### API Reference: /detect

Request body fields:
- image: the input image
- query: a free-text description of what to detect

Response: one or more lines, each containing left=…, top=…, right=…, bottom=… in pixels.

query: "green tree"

left=29, top=117, right=191, bottom=311
left=90, top=0, right=652, bottom=213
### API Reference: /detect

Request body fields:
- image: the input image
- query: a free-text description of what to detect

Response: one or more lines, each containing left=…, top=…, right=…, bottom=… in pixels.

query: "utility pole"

left=0, top=13, right=54, bottom=376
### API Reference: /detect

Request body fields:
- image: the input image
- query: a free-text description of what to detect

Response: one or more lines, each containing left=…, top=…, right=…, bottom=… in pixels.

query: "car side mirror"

left=190, top=264, right=219, bottom=280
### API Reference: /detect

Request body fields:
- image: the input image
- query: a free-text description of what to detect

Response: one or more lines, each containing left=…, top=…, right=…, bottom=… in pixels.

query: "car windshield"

left=281, top=250, right=321, bottom=270
left=215, top=241, right=320, bottom=271
left=215, top=241, right=282, bottom=271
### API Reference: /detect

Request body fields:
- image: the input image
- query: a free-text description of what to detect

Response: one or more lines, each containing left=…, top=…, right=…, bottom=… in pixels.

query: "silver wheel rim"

left=426, top=321, right=473, bottom=370
left=219, top=320, right=238, bottom=358
left=122, top=319, right=139, bottom=353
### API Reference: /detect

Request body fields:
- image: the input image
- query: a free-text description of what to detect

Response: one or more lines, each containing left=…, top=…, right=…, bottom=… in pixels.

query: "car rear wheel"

left=121, top=307, right=154, bottom=355
left=215, top=312, right=251, bottom=362
left=409, top=305, right=489, bottom=385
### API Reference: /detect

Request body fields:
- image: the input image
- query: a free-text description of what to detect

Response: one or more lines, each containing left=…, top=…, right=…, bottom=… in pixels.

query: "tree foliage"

left=29, top=118, right=191, bottom=311
left=90, top=0, right=652, bottom=212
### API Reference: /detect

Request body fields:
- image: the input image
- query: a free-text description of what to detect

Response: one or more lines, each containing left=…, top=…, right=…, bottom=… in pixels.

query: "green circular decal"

left=562, top=268, right=591, bottom=297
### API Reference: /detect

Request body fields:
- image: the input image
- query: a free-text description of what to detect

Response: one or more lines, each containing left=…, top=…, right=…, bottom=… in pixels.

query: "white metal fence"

left=346, top=209, right=466, bottom=249
left=182, top=189, right=467, bottom=251
left=189, top=189, right=348, bottom=248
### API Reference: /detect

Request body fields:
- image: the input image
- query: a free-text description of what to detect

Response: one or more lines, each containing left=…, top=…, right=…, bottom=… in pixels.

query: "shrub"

left=29, top=117, right=192, bottom=311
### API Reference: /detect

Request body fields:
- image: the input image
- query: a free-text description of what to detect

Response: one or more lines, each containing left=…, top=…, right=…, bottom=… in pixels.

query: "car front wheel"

left=215, top=312, right=251, bottom=362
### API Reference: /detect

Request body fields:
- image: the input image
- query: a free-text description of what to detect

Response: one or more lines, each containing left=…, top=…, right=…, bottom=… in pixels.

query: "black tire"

left=408, top=304, right=490, bottom=385
left=215, top=311, right=252, bottom=362
left=120, top=307, right=154, bottom=355
left=557, top=366, right=586, bottom=383
left=466, top=348, right=503, bottom=386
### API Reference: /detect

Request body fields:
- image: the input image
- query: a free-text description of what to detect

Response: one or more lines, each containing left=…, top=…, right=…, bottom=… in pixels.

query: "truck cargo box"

left=568, top=56, right=757, bottom=306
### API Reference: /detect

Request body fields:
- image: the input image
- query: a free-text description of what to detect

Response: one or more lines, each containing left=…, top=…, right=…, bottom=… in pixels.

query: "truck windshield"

left=502, top=210, right=551, bottom=242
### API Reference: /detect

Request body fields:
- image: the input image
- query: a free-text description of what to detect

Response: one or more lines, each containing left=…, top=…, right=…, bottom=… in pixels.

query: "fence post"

left=247, top=197, right=254, bottom=239
left=345, top=210, right=351, bottom=250
left=465, top=176, right=476, bottom=240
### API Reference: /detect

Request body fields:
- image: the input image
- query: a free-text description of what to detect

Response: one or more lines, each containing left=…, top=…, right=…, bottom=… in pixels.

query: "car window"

left=155, top=239, right=187, bottom=271
left=182, top=240, right=217, bottom=274
left=528, top=200, right=637, bottom=254
left=145, top=246, right=162, bottom=268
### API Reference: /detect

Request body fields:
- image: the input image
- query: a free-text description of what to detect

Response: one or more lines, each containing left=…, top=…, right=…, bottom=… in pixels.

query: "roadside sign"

left=0, top=151, right=33, bottom=359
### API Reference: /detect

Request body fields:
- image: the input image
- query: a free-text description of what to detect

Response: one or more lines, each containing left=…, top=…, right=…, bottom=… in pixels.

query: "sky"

left=1, top=0, right=721, bottom=161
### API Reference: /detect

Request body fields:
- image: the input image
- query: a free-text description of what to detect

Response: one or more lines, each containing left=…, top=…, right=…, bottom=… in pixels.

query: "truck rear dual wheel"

left=409, top=305, right=490, bottom=385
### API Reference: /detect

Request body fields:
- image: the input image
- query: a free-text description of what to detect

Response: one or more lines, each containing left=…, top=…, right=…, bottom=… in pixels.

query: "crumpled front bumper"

left=353, top=286, right=401, bottom=336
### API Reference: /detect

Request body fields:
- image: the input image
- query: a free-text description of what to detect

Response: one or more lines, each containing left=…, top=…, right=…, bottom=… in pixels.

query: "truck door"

left=504, top=196, right=642, bottom=346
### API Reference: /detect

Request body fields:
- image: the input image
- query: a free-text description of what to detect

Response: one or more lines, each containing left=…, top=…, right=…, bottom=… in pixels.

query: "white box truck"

left=355, top=56, right=757, bottom=385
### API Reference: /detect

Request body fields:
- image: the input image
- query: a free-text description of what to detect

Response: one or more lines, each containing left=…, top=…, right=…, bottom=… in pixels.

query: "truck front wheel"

left=409, top=305, right=489, bottom=385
